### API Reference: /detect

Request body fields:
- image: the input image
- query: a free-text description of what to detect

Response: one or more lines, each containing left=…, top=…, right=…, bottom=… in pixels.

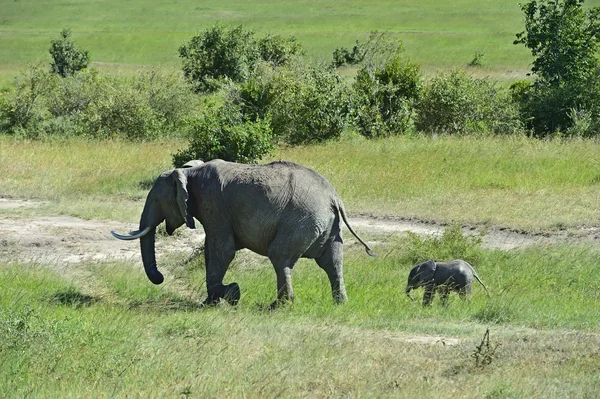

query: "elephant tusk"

left=111, top=226, right=152, bottom=240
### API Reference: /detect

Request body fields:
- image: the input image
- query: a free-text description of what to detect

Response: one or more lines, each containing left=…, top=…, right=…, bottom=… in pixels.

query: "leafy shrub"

left=179, top=24, right=259, bottom=93
left=416, top=70, right=523, bottom=135
left=267, top=62, right=351, bottom=144
left=0, top=67, right=197, bottom=139
left=512, top=74, right=600, bottom=137
left=172, top=103, right=275, bottom=166
left=227, top=61, right=351, bottom=145
left=49, top=29, right=90, bottom=78
left=0, top=66, right=54, bottom=137
left=258, top=34, right=305, bottom=66
left=83, top=77, right=162, bottom=140
left=513, top=0, right=600, bottom=136
left=352, top=55, right=422, bottom=138
left=332, top=31, right=403, bottom=68
left=332, top=40, right=367, bottom=68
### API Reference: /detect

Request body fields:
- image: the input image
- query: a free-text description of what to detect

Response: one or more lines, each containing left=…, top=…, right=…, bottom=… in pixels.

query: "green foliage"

left=179, top=24, right=259, bottom=93
left=179, top=25, right=304, bottom=93
left=332, top=31, right=404, bottom=68
left=172, top=102, right=275, bottom=166
left=228, top=60, right=351, bottom=145
left=403, top=224, right=484, bottom=266
left=0, top=66, right=53, bottom=135
left=514, top=0, right=600, bottom=86
left=416, top=70, right=523, bottom=135
left=49, top=29, right=90, bottom=78
left=268, top=62, right=351, bottom=144
left=468, top=52, right=485, bottom=67
left=258, top=34, right=305, bottom=66
left=0, top=66, right=197, bottom=139
left=352, top=54, right=422, bottom=138
left=514, top=0, right=600, bottom=136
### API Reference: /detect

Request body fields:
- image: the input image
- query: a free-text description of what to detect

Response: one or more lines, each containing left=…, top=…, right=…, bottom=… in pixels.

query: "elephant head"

left=111, top=168, right=195, bottom=285
left=405, top=259, right=436, bottom=300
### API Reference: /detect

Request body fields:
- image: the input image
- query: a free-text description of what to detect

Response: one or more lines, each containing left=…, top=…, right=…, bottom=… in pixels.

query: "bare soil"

left=2, top=198, right=599, bottom=266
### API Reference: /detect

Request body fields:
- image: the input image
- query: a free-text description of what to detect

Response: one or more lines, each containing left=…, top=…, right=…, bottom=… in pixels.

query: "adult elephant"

left=112, top=159, right=374, bottom=307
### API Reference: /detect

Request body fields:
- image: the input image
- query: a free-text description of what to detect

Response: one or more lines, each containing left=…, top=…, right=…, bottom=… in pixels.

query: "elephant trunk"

left=140, top=227, right=164, bottom=284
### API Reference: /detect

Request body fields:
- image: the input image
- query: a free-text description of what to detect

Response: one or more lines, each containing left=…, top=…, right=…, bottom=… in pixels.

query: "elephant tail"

left=337, top=202, right=376, bottom=257
left=474, top=273, right=490, bottom=295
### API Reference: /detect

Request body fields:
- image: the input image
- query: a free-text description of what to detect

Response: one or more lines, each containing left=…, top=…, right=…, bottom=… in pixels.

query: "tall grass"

left=1, top=235, right=599, bottom=397
left=2, top=135, right=598, bottom=230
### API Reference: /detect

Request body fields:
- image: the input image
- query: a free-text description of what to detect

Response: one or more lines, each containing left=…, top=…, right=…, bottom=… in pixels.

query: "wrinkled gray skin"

left=112, top=159, right=374, bottom=308
left=406, top=259, right=489, bottom=306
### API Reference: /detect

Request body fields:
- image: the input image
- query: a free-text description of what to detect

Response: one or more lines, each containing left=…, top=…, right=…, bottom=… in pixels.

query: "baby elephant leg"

left=422, top=283, right=436, bottom=306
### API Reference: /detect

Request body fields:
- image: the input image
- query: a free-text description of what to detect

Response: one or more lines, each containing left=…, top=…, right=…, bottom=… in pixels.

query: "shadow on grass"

left=126, top=297, right=207, bottom=312
left=47, top=288, right=98, bottom=308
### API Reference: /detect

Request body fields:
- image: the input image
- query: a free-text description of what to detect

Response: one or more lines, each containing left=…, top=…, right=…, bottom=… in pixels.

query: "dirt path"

left=1, top=198, right=599, bottom=266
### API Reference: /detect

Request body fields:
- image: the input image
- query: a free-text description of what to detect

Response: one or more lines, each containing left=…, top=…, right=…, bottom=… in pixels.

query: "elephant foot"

left=223, top=283, right=241, bottom=306
left=268, top=298, right=292, bottom=311
left=203, top=283, right=240, bottom=307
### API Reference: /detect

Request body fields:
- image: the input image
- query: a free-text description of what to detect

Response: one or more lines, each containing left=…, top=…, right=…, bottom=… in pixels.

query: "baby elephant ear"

left=419, top=259, right=437, bottom=281
left=173, top=169, right=195, bottom=229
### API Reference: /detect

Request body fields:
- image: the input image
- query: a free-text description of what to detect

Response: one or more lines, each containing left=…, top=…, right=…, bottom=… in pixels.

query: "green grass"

left=1, top=237, right=599, bottom=397
left=8, top=0, right=600, bottom=85
left=3, top=134, right=597, bottom=232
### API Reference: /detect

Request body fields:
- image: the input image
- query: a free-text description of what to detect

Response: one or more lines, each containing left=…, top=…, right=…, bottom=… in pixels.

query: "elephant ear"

left=173, top=169, right=196, bottom=229
left=419, top=259, right=437, bottom=283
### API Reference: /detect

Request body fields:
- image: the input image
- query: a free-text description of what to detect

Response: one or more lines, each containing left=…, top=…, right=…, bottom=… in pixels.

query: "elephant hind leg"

left=315, top=235, right=347, bottom=304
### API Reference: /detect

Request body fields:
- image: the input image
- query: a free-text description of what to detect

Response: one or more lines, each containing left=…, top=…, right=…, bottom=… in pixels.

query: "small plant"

left=471, top=328, right=500, bottom=368
left=468, top=52, right=485, bottom=67
left=403, top=224, right=484, bottom=266
left=49, top=29, right=90, bottom=78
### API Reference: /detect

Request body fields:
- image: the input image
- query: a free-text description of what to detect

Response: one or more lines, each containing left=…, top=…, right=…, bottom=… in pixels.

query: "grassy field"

left=4, top=0, right=591, bottom=85
left=1, top=236, right=599, bottom=397
left=1, top=135, right=598, bottom=231
left=2, top=1, right=600, bottom=396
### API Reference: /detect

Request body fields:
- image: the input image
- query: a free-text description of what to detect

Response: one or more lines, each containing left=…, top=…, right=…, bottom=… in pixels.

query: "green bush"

left=416, top=70, right=523, bottom=135
left=227, top=61, right=351, bottom=145
left=258, top=34, right=305, bottom=66
left=268, top=62, right=351, bottom=144
left=0, top=67, right=197, bottom=139
left=403, top=224, right=484, bottom=267
left=0, top=66, right=54, bottom=137
left=513, top=0, right=600, bottom=136
left=179, top=24, right=259, bottom=93
left=49, top=29, right=90, bottom=78
left=352, top=55, right=422, bottom=138
left=172, top=103, right=275, bottom=166
left=179, top=25, right=306, bottom=93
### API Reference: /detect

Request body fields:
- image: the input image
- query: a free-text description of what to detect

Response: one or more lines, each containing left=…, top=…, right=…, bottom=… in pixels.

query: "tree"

left=514, top=0, right=600, bottom=135
left=49, top=29, right=90, bottom=77
left=514, top=0, right=600, bottom=85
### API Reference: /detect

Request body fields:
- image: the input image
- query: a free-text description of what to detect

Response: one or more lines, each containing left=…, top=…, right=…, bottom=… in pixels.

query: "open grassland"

left=3, top=0, right=590, bottom=85
left=1, top=135, right=598, bottom=232
left=1, top=136, right=599, bottom=396
left=1, top=239, right=599, bottom=397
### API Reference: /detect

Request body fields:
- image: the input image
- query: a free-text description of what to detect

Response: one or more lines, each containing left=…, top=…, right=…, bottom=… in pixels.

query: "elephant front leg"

left=422, top=283, right=436, bottom=306
left=203, top=236, right=239, bottom=306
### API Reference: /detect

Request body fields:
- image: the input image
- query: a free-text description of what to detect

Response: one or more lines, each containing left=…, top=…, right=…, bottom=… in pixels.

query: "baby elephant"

left=406, top=259, right=489, bottom=306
